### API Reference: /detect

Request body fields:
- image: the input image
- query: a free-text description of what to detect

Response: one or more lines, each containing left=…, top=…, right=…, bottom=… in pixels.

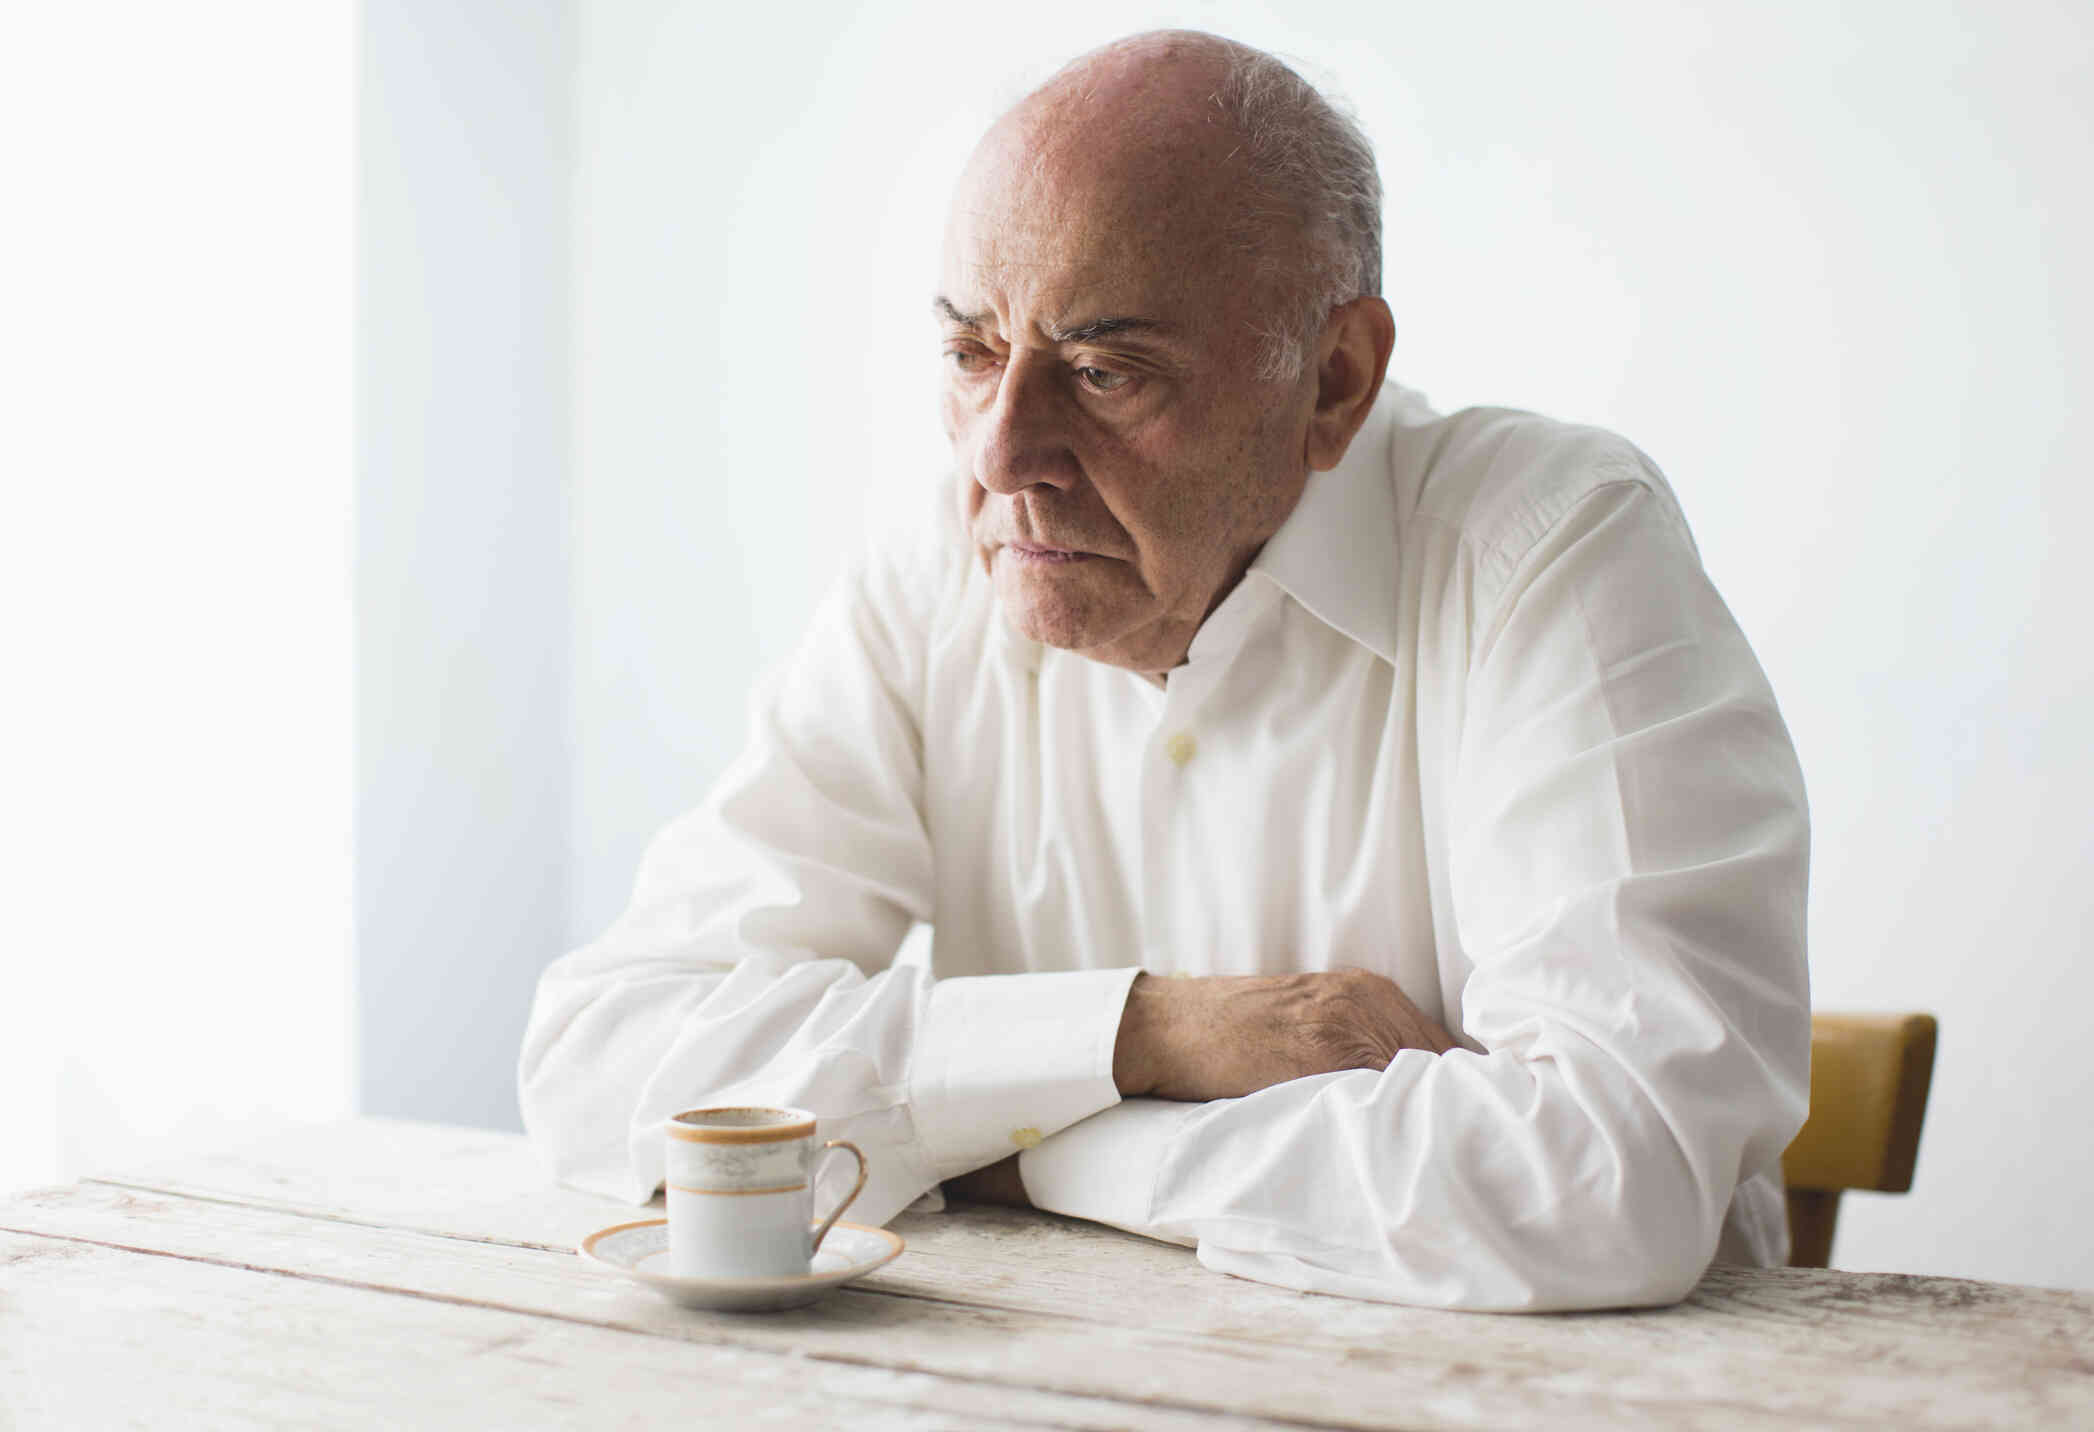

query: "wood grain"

left=79, top=1116, right=616, bottom=1252
left=8, top=1175, right=2091, bottom=1430
left=0, top=1226, right=1272, bottom=1431
left=89, top=1119, right=2094, bottom=1368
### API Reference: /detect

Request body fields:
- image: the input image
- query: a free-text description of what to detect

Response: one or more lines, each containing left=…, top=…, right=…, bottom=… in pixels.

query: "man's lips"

left=1001, top=540, right=1096, bottom=564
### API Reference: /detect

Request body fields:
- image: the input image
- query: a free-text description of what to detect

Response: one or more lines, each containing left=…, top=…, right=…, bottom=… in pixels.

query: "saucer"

left=577, top=1218, right=904, bottom=1312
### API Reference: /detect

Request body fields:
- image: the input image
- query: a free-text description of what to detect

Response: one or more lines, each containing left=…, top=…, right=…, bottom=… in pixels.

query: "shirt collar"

left=1246, top=386, right=1404, bottom=667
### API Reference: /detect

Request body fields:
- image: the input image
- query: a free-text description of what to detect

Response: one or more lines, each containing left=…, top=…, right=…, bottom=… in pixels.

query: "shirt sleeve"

left=1020, top=476, right=1811, bottom=1311
left=518, top=532, right=1136, bottom=1221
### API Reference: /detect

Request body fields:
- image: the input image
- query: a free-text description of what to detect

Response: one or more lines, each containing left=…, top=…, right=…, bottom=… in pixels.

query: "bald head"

left=976, top=30, right=1384, bottom=380
left=1002, top=29, right=1241, bottom=160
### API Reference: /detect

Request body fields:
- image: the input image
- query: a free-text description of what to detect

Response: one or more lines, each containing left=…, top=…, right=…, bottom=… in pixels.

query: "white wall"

left=565, top=2, right=969, bottom=939
left=356, top=0, right=573, bottom=1130
left=1, top=3, right=356, bottom=1190
left=566, top=0, right=2094, bottom=1291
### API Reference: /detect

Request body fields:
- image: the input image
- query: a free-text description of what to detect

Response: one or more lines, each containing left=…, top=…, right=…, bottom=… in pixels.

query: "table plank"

left=95, top=1120, right=2094, bottom=1391
left=0, top=1183, right=1582, bottom=1432
left=8, top=1179, right=2091, bottom=1430
left=83, top=1116, right=617, bottom=1252
left=881, top=1203, right=2094, bottom=1379
left=0, top=1224, right=1271, bottom=1432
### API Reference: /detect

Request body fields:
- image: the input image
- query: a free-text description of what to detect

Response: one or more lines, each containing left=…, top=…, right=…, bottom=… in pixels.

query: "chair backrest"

left=1782, top=1012, right=1938, bottom=1268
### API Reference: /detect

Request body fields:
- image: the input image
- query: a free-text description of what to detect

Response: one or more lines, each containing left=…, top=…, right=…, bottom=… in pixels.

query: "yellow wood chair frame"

left=1782, top=1012, right=1938, bottom=1268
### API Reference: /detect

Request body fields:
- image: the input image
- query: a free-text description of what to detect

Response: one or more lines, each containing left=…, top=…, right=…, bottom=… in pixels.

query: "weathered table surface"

left=1, top=1118, right=2088, bottom=1429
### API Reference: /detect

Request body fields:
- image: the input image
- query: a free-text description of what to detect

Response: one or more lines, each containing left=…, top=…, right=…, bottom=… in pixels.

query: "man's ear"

left=1303, top=296, right=1396, bottom=472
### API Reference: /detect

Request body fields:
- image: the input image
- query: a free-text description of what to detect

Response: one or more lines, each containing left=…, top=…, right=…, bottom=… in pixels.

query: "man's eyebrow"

left=1044, top=315, right=1174, bottom=345
left=933, top=298, right=1176, bottom=347
left=933, top=297, right=988, bottom=330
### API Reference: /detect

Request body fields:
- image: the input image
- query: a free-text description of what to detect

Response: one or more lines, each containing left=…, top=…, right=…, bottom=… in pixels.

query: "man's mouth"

left=1002, top=541, right=1094, bottom=565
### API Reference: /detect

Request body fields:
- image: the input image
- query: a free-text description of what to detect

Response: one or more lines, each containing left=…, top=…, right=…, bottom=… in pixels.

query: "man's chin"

left=995, top=577, right=1120, bottom=654
left=999, top=599, right=1106, bottom=653
left=992, top=553, right=1162, bottom=658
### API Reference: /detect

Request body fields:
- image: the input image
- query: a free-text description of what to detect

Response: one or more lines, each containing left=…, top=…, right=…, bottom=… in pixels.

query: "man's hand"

left=1113, top=968, right=1455, bottom=1102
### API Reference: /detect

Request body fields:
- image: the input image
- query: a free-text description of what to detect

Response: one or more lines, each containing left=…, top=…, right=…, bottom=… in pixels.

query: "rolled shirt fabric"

left=519, top=380, right=1810, bottom=1311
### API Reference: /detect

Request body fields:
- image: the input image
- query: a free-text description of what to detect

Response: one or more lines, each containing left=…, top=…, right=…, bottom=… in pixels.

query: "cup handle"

left=809, top=1139, right=868, bottom=1255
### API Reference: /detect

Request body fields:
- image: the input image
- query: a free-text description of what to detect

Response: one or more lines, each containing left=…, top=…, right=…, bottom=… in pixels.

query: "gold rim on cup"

left=666, top=1106, right=818, bottom=1145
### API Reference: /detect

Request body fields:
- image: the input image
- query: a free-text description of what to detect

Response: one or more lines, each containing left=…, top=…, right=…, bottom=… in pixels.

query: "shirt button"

left=1164, top=730, right=1198, bottom=766
left=1010, top=1127, right=1042, bottom=1150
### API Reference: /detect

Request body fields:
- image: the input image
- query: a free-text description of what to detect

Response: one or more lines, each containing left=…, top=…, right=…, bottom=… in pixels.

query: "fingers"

left=1116, top=968, right=1452, bottom=1104
left=1301, top=967, right=1455, bottom=1064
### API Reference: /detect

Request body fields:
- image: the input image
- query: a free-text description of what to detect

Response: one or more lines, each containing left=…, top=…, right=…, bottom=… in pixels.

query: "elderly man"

left=520, top=30, right=1810, bottom=1311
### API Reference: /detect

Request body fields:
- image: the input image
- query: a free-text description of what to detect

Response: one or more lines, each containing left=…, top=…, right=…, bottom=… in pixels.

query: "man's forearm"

left=1111, top=971, right=1168, bottom=1096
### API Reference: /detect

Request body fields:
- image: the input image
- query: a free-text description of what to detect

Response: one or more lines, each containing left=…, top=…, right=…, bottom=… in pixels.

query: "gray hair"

left=1208, top=43, right=1385, bottom=381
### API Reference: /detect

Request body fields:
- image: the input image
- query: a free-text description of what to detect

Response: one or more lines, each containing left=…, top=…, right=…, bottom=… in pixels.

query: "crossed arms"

left=944, top=966, right=1456, bottom=1206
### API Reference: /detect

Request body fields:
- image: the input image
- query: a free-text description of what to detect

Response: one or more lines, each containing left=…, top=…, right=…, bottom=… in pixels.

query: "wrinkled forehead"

left=939, top=101, right=1264, bottom=327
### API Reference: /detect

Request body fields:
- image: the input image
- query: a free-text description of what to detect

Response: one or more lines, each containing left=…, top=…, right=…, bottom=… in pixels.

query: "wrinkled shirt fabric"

left=520, top=381, right=1811, bottom=1311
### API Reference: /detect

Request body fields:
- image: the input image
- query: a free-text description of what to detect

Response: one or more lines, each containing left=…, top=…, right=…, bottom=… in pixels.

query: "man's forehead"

left=934, top=37, right=1282, bottom=340
left=968, top=94, right=1239, bottom=221
left=935, top=236, right=1219, bottom=345
left=939, top=157, right=1246, bottom=332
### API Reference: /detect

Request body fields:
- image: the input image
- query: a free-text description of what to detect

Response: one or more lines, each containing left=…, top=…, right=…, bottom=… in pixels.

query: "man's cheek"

left=938, top=389, right=971, bottom=449
left=952, top=474, right=993, bottom=574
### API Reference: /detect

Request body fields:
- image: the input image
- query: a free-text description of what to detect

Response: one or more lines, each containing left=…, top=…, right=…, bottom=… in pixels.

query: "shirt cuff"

left=1018, top=1096, right=1198, bottom=1245
left=907, top=966, right=1141, bottom=1180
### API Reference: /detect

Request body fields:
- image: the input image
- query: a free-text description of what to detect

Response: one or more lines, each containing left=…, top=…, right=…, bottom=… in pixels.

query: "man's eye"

left=1076, top=367, right=1130, bottom=393
left=946, top=348, right=997, bottom=375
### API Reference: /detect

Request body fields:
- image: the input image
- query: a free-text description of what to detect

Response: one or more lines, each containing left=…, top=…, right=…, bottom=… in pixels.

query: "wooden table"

left=2, top=1118, right=2088, bottom=1429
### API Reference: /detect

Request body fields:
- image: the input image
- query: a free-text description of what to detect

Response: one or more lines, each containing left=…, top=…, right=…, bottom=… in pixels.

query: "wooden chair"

left=1782, top=1012, right=1938, bottom=1268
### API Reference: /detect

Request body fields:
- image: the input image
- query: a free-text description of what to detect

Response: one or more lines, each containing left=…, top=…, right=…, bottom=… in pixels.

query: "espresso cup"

left=665, top=1106, right=868, bottom=1280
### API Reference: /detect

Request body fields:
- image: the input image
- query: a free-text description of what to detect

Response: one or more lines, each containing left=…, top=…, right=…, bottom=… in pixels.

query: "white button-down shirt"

left=520, top=381, right=1811, bottom=1311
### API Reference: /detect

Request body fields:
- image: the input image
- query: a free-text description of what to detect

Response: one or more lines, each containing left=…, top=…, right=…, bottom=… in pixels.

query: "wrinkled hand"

left=1113, top=968, right=1454, bottom=1102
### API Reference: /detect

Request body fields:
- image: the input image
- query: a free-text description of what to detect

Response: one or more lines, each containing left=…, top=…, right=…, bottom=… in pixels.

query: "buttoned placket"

left=1134, top=575, right=1283, bottom=974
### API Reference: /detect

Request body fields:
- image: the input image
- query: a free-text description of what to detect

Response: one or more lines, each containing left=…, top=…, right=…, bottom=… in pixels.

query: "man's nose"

left=972, top=350, right=1077, bottom=496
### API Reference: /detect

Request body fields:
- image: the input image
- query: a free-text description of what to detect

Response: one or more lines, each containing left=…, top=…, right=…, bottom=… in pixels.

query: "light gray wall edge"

left=355, top=0, right=574, bottom=1131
